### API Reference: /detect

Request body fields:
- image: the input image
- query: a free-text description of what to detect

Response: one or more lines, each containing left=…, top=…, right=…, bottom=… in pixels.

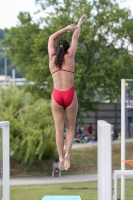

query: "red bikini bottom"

left=52, top=86, right=74, bottom=108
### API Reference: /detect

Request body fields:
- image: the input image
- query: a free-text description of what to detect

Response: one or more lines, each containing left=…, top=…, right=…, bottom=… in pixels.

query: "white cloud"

left=121, top=0, right=133, bottom=14
left=0, top=0, right=133, bottom=29
left=0, top=0, right=38, bottom=29
left=126, top=0, right=133, bottom=13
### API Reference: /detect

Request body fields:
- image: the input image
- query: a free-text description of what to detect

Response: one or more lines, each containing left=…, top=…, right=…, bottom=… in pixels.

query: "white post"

left=0, top=121, right=10, bottom=200
left=121, top=79, right=126, bottom=200
left=98, top=120, right=112, bottom=200
left=12, top=69, right=16, bottom=86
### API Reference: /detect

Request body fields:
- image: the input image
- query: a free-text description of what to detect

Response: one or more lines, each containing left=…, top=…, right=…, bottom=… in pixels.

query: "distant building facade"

left=77, top=103, right=133, bottom=138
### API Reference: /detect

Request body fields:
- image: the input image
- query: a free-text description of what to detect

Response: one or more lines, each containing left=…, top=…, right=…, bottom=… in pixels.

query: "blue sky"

left=0, top=0, right=133, bottom=29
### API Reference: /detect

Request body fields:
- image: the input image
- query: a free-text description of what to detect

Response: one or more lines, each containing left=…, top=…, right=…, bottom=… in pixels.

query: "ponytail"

left=54, top=39, right=70, bottom=68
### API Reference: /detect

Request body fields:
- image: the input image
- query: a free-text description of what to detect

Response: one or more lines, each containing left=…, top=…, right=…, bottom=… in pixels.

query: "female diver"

left=48, top=14, right=86, bottom=170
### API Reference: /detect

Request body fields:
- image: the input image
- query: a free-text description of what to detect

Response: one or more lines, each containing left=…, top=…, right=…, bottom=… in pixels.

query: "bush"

left=0, top=85, right=56, bottom=169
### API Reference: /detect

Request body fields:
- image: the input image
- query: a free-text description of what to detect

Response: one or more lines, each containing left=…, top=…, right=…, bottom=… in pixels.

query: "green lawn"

left=10, top=142, right=133, bottom=200
left=10, top=179, right=133, bottom=200
left=11, top=182, right=98, bottom=200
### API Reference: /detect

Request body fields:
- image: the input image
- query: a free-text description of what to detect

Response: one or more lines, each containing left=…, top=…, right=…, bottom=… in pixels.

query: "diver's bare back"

left=49, top=53, right=75, bottom=90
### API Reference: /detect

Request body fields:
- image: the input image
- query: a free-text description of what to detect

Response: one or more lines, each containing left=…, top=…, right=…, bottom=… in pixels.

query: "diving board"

left=42, top=196, right=81, bottom=200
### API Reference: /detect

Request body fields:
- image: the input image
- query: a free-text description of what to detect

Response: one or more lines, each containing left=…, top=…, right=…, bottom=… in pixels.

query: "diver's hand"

left=78, top=14, right=87, bottom=25
left=65, top=24, right=78, bottom=32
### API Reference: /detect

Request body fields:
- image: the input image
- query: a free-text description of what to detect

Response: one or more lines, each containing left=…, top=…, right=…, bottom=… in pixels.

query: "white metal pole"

left=114, top=171, right=117, bottom=200
left=121, top=79, right=125, bottom=200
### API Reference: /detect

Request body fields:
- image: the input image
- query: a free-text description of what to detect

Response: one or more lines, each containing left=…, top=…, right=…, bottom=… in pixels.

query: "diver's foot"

left=64, top=154, right=70, bottom=170
left=59, top=159, right=64, bottom=171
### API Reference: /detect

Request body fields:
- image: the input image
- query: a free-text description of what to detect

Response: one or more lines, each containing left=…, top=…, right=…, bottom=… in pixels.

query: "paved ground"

left=66, top=138, right=133, bottom=149
left=10, top=174, right=98, bottom=186
left=10, top=138, right=133, bottom=186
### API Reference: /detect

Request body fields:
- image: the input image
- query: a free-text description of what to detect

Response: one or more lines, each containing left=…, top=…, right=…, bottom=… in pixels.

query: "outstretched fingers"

left=79, top=14, right=87, bottom=25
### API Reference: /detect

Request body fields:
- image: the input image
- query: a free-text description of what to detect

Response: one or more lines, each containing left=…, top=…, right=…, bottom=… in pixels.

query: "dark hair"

left=54, top=39, right=70, bottom=68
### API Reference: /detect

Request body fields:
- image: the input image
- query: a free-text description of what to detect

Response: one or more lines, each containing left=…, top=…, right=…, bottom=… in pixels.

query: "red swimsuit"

left=52, top=68, right=74, bottom=108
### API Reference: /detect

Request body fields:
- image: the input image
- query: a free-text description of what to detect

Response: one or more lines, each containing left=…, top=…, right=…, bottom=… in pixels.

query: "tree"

left=3, top=0, right=133, bottom=114
left=0, top=85, right=56, bottom=168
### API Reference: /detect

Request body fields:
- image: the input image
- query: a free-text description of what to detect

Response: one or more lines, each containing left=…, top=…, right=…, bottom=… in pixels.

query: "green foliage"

left=2, top=0, right=133, bottom=114
left=0, top=85, right=56, bottom=169
left=3, top=12, right=51, bottom=98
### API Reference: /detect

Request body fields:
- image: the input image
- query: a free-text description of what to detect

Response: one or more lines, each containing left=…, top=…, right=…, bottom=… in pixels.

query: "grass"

left=10, top=142, right=133, bottom=200
left=10, top=142, right=133, bottom=177
left=10, top=180, right=133, bottom=200
left=11, top=182, right=98, bottom=200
